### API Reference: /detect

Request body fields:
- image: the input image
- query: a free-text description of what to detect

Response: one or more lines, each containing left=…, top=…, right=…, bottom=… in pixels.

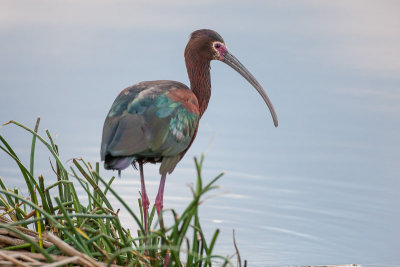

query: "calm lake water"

left=1, top=1, right=400, bottom=266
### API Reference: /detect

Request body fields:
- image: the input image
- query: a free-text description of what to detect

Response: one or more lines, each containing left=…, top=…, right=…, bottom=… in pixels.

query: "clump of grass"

left=0, top=119, right=233, bottom=266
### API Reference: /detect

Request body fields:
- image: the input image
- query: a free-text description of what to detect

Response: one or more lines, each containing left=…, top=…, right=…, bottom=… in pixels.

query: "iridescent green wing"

left=101, top=81, right=199, bottom=175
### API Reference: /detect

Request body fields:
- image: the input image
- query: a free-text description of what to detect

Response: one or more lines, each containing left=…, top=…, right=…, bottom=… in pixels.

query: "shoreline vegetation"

left=0, top=119, right=236, bottom=266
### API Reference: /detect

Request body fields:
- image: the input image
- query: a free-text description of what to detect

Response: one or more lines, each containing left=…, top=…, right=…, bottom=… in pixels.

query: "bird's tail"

left=104, top=155, right=134, bottom=171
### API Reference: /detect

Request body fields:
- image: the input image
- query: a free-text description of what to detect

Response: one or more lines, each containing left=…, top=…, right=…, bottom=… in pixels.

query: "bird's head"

left=185, top=29, right=279, bottom=127
left=186, top=29, right=227, bottom=61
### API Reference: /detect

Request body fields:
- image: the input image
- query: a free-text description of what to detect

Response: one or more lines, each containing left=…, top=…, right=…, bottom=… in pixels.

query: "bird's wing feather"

left=101, top=81, right=199, bottom=173
left=100, top=84, right=144, bottom=160
left=107, top=113, right=148, bottom=156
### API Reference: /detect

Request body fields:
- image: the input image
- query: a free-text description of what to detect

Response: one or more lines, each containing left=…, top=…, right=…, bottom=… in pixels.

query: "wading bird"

left=101, top=29, right=278, bottom=231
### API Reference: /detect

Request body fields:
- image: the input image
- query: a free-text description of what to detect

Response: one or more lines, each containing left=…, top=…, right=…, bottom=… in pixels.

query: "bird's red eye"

left=214, top=43, right=221, bottom=49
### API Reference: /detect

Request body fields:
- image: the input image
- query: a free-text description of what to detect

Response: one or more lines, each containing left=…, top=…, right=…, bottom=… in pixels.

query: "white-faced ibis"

left=101, top=29, right=278, bottom=231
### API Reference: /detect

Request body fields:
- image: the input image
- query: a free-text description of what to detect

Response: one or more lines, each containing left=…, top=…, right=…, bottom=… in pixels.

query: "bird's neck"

left=185, top=55, right=211, bottom=117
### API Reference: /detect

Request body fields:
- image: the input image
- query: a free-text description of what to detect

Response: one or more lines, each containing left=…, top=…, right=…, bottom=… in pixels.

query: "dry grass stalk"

left=0, top=229, right=53, bottom=248
left=0, top=250, right=126, bottom=267
left=44, top=232, right=102, bottom=267
left=0, top=250, right=31, bottom=267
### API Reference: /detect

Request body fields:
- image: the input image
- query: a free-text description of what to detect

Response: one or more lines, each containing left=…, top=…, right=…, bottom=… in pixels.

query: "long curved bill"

left=223, top=50, right=278, bottom=127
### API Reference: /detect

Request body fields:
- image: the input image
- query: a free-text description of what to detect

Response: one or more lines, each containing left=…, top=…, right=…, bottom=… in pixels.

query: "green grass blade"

left=0, top=135, right=19, bottom=161
left=4, top=120, right=68, bottom=173
left=54, top=197, right=91, bottom=255
left=73, top=159, right=113, bottom=210
left=38, top=175, right=51, bottom=215
left=93, top=171, right=145, bottom=235
left=29, top=117, right=40, bottom=177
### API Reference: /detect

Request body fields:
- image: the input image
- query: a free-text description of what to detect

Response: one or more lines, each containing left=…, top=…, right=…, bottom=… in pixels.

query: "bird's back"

left=101, top=80, right=200, bottom=174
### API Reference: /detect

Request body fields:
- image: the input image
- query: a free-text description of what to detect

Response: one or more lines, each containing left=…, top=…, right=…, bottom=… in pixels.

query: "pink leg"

left=164, top=252, right=170, bottom=267
left=139, top=162, right=150, bottom=233
left=155, top=173, right=167, bottom=216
